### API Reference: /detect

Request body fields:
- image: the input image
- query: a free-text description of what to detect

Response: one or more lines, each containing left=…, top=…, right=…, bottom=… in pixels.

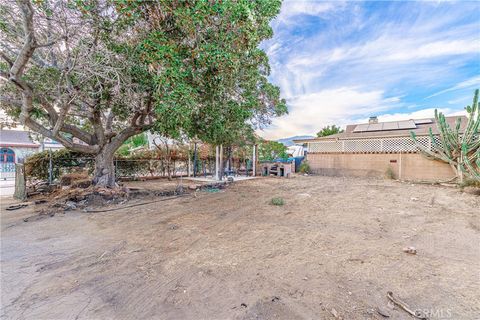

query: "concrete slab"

left=184, top=176, right=257, bottom=183
left=0, top=179, right=15, bottom=197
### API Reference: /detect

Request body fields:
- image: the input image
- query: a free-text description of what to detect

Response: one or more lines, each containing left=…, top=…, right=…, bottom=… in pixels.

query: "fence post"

left=48, top=149, right=53, bottom=184
left=219, top=144, right=223, bottom=180
left=252, top=144, right=256, bottom=177
left=14, top=163, right=26, bottom=200
left=193, top=142, right=197, bottom=177
left=115, top=159, right=118, bottom=181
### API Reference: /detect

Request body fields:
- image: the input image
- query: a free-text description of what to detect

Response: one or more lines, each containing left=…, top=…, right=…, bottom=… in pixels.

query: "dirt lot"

left=1, top=175, right=479, bottom=319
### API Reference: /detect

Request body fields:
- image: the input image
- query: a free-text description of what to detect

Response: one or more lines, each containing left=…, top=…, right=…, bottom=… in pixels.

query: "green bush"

left=270, top=197, right=285, bottom=206
left=25, top=148, right=186, bottom=182
left=298, top=161, right=310, bottom=174
left=385, top=166, right=396, bottom=180
left=25, top=149, right=92, bottom=181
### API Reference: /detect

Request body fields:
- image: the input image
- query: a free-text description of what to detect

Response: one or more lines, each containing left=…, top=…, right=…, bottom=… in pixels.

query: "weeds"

left=299, top=161, right=310, bottom=174
left=385, top=166, right=396, bottom=180
left=270, top=197, right=285, bottom=206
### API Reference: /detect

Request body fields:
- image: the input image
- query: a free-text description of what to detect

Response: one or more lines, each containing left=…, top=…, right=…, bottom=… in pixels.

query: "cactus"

left=411, top=89, right=480, bottom=182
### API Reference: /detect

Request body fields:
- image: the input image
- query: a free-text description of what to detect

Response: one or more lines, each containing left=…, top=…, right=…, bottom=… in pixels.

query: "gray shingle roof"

left=0, top=130, right=39, bottom=147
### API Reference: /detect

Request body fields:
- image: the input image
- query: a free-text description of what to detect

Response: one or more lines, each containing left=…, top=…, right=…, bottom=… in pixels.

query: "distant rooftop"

left=0, top=130, right=39, bottom=148
left=293, top=116, right=468, bottom=143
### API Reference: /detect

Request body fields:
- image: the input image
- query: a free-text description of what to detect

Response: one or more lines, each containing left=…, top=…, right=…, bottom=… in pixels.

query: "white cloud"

left=426, top=76, right=480, bottom=99
left=260, top=1, right=478, bottom=139
left=373, top=108, right=466, bottom=123
left=278, top=1, right=343, bottom=22
left=258, top=87, right=399, bottom=139
left=385, top=39, right=480, bottom=62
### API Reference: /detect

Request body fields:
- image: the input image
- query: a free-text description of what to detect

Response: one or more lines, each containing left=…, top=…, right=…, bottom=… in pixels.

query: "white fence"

left=308, top=136, right=440, bottom=153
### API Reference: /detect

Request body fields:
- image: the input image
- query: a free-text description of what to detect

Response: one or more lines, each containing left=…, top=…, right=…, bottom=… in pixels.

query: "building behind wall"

left=294, top=116, right=468, bottom=181
left=0, top=129, right=40, bottom=180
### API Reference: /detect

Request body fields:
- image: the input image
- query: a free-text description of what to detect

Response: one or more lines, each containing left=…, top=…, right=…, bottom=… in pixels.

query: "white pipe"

left=399, top=152, right=402, bottom=180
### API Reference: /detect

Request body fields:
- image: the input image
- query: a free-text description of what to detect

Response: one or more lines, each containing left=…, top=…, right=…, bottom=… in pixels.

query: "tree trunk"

left=93, top=147, right=116, bottom=187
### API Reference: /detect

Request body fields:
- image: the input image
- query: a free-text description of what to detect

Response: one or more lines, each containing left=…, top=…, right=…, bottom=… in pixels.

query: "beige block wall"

left=306, top=153, right=455, bottom=181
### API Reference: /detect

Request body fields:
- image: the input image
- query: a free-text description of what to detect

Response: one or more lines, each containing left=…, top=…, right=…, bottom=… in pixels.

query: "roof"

left=293, top=116, right=469, bottom=143
left=0, top=130, right=40, bottom=148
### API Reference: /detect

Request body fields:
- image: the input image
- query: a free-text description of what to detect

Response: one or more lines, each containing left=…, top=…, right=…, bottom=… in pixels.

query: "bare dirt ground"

left=1, top=175, right=479, bottom=320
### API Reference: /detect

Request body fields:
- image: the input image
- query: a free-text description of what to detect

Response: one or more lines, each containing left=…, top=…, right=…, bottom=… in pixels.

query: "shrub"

left=270, top=197, right=285, bottom=206
left=460, top=179, right=480, bottom=188
left=385, top=166, right=396, bottom=180
left=298, top=161, right=310, bottom=174
left=25, top=149, right=92, bottom=181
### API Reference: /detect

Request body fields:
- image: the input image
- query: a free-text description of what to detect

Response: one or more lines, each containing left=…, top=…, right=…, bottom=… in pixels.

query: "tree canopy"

left=317, top=125, right=344, bottom=137
left=258, top=140, right=288, bottom=161
left=0, top=0, right=286, bottom=186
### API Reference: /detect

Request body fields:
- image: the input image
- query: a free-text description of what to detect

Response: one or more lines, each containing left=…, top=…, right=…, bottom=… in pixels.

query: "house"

left=0, top=129, right=40, bottom=179
left=41, top=137, right=64, bottom=151
left=294, top=116, right=468, bottom=181
left=0, top=130, right=40, bottom=163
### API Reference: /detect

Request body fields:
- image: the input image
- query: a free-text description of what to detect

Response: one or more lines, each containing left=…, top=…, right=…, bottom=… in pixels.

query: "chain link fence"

left=27, top=156, right=225, bottom=183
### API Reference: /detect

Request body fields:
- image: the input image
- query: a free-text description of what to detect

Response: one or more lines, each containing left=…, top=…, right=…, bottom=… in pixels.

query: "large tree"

left=0, top=0, right=286, bottom=187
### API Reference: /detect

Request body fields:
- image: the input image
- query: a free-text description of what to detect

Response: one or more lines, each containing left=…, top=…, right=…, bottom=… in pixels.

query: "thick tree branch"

left=22, top=108, right=99, bottom=154
left=10, top=0, right=36, bottom=79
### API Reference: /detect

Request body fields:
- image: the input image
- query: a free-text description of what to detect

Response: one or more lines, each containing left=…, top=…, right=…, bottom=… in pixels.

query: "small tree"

left=258, top=140, right=288, bottom=161
left=411, top=89, right=480, bottom=182
left=317, top=125, right=344, bottom=137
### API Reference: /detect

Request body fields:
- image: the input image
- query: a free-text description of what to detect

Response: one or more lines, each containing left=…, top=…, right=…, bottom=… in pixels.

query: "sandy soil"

left=1, top=175, right=479, bottom=320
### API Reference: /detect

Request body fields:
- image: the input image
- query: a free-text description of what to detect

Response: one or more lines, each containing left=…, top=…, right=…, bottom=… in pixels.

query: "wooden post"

left=14, top=164, right=26, bottom=200
left=252, top=144, right=256, bottom=177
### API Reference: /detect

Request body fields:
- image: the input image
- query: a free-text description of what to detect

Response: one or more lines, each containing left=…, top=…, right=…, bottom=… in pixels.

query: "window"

left=0, top=148, right=15, bottom=163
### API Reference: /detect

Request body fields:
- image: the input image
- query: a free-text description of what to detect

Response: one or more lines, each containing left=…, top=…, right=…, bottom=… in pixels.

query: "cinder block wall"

left=306, top=153, right=455, bottom=181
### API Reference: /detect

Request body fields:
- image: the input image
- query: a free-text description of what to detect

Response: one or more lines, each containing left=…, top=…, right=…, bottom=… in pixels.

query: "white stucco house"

left=0, top=129, right=40, bottom=179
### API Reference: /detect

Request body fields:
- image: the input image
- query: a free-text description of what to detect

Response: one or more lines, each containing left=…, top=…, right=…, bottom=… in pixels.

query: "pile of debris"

left=26, top=180, right=58, bottom=196
left=18, top=174, right=233, bottom=221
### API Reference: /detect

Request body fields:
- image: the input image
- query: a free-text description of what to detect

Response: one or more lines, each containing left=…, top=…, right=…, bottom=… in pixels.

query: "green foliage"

left=25, top=149, right=91, bottom=181
left=258, top=140, right=288, bottom=161
left=3, top=0, right=286, bottom=187
left=122, top=1, right=288, bottom=145
left=317, top=125, right=344, bottom=137
left=411, top=89, right=480, bottom=181
left=385, top=166, right=396, bottom=180
left=117, top=133, right=149, bottom=156
left=298, top=161, right=311, bottom=174
left=270, top=197, right=285, bottom=206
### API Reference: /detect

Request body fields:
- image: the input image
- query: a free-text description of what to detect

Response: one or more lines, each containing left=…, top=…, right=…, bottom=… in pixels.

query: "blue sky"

left=259, top=0, right=480, bottom=139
